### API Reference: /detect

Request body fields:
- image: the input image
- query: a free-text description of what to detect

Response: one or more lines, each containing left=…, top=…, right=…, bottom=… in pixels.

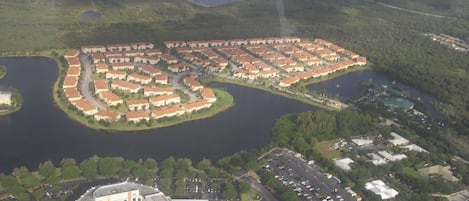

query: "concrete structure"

left=401, top=144, right=428, bottom=153
left=418, top=165, right=459, bottom=182
left=368, top=153, right=387, bottom=166
left=334, top=158, right=354, bottom=171
left=388, top=132, right=409, bottom=146
left=365, top=180, right=399, bottom=200
left=447, top=190, right=469, bottom=201
left=0, top=92, right=12, bottom=106
left=377, top=151, right=407, bottom=162
left=351, top=138, right=373, bottom=147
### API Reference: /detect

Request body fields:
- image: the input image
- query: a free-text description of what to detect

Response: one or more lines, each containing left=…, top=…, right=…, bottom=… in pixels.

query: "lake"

left=0, top=57, right=315, bottom=173
left=307, top=70, right=442, bottom=118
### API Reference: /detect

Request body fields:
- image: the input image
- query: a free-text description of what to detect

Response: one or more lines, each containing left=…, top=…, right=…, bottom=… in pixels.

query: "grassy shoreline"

left=0, top=65, right=6, bottom=79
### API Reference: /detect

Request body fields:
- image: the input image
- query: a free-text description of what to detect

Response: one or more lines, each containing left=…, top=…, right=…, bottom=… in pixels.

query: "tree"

left=61, top=158, right=81, bottom=180
left=144, top=158, right=158, bottom=171
left=38, top=160, right=58, bottom=184
left=79, top=156, right=99, bottom=179
left=223, top=182, right=237, bottom=201
left=98, top=157, right=124, bottom=177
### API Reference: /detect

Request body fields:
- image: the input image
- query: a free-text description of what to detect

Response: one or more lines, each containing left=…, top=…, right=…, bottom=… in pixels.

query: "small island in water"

left=0, top=84, right=23, bottom=116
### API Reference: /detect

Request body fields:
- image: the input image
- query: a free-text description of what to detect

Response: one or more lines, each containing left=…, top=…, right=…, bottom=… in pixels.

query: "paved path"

left=367, top=0, right=454, bottom=19
left=79, top=54, right=107, bottom=110
left=240, top=175, right=280, bottom=201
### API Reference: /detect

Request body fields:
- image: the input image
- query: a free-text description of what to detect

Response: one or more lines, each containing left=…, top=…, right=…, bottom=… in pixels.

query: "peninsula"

left=55, top=36, right=366, bottom=131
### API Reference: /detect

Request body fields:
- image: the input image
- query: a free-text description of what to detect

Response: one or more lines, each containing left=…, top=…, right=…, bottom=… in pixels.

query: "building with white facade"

left=76, top=181, right=208, bottom=201
left=365, top=180, right=399, bottom=200
left=0, top=92, right=12, bottom=106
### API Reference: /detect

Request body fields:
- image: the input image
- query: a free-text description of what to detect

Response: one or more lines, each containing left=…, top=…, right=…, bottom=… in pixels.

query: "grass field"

left=314, top=140, right=341, bottom=159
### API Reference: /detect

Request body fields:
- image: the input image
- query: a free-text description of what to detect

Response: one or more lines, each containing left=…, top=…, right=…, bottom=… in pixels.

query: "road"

left=79, top=54, right=107, bottom=110
left=240, top=175, right=280, bottom=201
left=364, top=0, right=454, bottom=19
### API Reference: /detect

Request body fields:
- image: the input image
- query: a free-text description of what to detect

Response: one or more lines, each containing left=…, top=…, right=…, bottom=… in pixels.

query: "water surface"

left=0, top=57, right=315, bottom=173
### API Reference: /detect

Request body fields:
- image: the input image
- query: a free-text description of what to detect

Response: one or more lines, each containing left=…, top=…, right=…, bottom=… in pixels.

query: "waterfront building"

left=0, top=92, right=12, bottom=106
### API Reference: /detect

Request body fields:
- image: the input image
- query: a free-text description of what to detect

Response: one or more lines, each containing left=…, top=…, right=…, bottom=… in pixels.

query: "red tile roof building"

left=168, top=63, right=189, bottom=73
left=64, top=49, right=80, bottom=58
left=139, top=65, right=162, bottom=77
left=183, top=77, right=203, bottom=91
left=94, top=79, right=109, bottom=94
left=200, top=88, right=216, bottom=103
left=143, top=87, right=173, bottom=97
left=98, top=91, right=123, bottom=106
left=67, top=66, right=81, bottom=77
left=111, top=62, right=134, bottom=71
left=130, top=42, right=154, bottom=50
left=111, top=80, right=141, bottom=93
left=106, top=70, right=127, bottom=80
left=95, top=63, right=109, bottom=74
left=154, top=74, right=168, bottom=85
left=63, top=88, right=82, bottom=101
left=151, top=106, right=184, bottom=119
left=94, top=110, right=121, bottom=122
left=81, top=45, right=106, bottom=54
left=63, top=76, right=78, bottom=88
left=127, top=73, right=152, bottom=85
left=71, top=99, right=98, bottom=116
left=181, top=100, right=212, bottom=113
left=149, top=94, right=181, bottom=107
left=126, top=99, right=150, bottom=111
left=126, top=111, right=150, bottom=123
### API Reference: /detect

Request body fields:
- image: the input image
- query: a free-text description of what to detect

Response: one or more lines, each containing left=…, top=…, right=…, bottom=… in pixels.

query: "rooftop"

left=365, top=180, right=399, bottom=200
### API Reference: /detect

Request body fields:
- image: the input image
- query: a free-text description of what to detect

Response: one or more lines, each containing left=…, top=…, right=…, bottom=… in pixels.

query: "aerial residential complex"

left=61, top=36, right=366, bottom=125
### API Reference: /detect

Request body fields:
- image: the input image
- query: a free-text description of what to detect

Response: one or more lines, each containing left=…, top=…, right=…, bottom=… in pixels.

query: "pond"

left=81, top=11, right=101, bottom=19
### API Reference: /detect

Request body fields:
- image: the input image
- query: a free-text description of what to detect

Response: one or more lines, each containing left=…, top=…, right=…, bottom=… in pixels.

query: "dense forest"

left=271, top=109, right=377, bottom=152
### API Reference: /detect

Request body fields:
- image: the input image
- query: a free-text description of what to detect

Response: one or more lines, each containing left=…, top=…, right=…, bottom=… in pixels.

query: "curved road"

left=79, top=54, right=107, bottom=110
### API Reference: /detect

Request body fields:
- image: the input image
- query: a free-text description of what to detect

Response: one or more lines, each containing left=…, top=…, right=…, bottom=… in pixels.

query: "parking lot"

left=263, top=149, right=355, bottom=201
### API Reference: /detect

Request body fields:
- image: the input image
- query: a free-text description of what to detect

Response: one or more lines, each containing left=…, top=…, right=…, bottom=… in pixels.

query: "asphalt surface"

left=240, top=175, right=280, bottom=201
left=79, top=54, right=107, bottom=110
left=266, top=150, right=355, bottom=201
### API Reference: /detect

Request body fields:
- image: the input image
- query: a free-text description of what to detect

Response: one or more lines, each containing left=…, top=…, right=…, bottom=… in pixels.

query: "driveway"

left=79, top=54, right=107, bottom=110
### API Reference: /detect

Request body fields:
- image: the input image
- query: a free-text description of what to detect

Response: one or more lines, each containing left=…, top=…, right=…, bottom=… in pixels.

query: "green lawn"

left=314, top=140, right=341, bottom=159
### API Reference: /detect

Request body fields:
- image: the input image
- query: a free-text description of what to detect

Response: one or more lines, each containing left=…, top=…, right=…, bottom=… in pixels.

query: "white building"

left=388, top=132, right=409, bottom=146
left=0, top=92, right=12, bottom=106
left=76, top=181, right=208, bottom=201
left=334, top=158, right=354, bottom=171
left=377, top=151, right=407, bottom=162
left=401, top=144, right=428, bottom=153
left=351, top=138, right=373, bottom=147
left=365, top=180, right=399, bottom=200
